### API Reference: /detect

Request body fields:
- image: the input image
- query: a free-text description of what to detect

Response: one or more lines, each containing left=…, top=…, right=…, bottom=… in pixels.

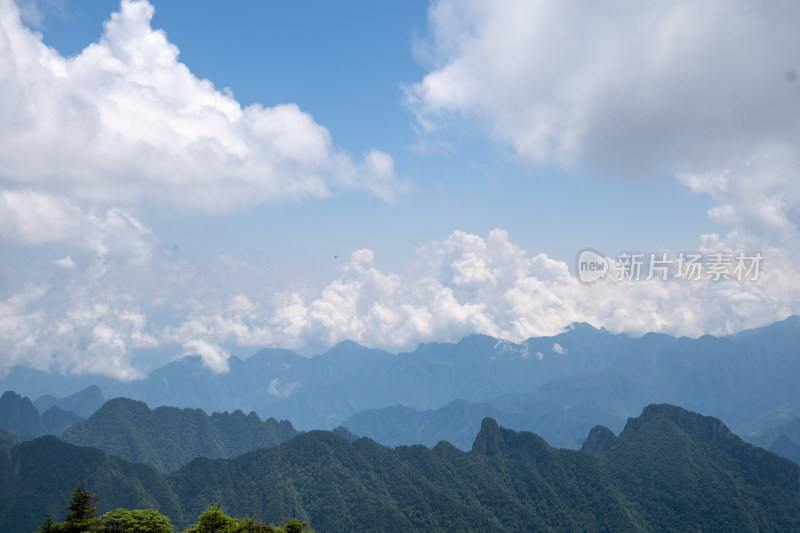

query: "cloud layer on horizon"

left=3, top=225, right=799, bottom=378
left=162, top=229, right=799, bottom=370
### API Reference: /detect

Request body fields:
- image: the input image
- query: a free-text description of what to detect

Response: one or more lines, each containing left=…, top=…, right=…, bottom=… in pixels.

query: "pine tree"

left=63, top=483, right=97, bottom=533
left=38, top=513, right=58, bottom=533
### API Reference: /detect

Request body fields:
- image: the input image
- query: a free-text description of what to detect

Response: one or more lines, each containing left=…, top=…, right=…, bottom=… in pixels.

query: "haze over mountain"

left=342, top=398, right=627, bottom=450
left=3, top=316, right=800, bottom=449
left=33, top=385, right=106, bottom=419
left=3, top=404, right=800, bottom=533
left=746, top=417, right=800, bottom=466
left=0, top=391, right=82, bottom=437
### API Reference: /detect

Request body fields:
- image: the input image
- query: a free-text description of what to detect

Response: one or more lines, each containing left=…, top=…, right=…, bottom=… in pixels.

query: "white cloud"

left=0, top=0, right=401, bottom=215
left=678, top=144, right=800, bottom=244
left=159, top=230, right=800, bottom=368
left=0, top=190, right=156, bottom=274
left=3, top=0, right=800, bottom=378
left=4, top=228, right=799, bottom=377
left=53, top=256, right=75, bottom=269
left=268, top=378, right=299, bottom=398
left=181, top=339, right=230, bottom=374
left=0, top=0, right=405, bottom=378
left=0, top=283, right=151, bottom=380
left=409, top=0, right=800, bottom=245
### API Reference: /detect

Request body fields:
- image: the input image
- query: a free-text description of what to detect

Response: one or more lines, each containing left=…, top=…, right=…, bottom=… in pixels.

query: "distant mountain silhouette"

left=34, top=385, right=105, bottom=418
left=0, top=391, right=82, bottom=436
left=3, top=316, right=800, bottom=448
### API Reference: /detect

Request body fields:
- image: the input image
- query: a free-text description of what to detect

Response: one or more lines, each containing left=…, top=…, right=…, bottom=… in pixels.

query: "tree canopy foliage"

left=37, top=486, right=310, bottom=533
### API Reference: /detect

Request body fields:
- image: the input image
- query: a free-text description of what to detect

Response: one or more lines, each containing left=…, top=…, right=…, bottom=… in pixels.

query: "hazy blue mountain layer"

left=3, top=316, right=800, bottom=447
left=0, top=390, right=83, bottom=437
left=34, top=385, right=106, bottom=419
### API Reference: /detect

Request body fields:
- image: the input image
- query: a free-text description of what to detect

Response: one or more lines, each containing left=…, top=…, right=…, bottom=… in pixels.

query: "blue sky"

left=2, top=0, right=799, bottom=378
left=25, top=0, right=719, bottom=262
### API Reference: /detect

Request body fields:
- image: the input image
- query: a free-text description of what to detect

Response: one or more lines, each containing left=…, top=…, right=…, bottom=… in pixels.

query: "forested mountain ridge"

left=3, top=404, right=800, bottom=532
left=0, top=435, right=184, bottom=531
left=61, top=397, right=300, bottom=472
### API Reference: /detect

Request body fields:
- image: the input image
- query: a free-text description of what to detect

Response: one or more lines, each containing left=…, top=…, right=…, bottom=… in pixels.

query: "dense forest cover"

left=3, top=404, right=800, bottom=532
left=61, top=398, right=299, bottom=472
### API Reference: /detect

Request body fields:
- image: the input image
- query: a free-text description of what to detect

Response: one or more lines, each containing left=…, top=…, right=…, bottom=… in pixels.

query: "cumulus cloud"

left=408, top=0, right=800, bottom=245
left=0, top=283, right=153, bottom=380
left=0, top=190, right=157, bottom=274
left=0, top=0, right=406, bottom=378
left=678, top=144, right=800, bottom=243
left=159, top=230, right=800, bottom=371
left=4, top=228, right=798, bottom=377
left=181, top=339, right=230, bottom=374
left=0, top=0, right=401, bottom=216
left=4, top=0, right=800, bottom=378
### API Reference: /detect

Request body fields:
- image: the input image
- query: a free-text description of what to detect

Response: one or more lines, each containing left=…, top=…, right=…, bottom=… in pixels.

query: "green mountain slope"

left=173, top=405, right=800, bottom=532
left=0, top=436, right=183, bottom=530
left=61, top=397, right=300, bottom=472
left=4, top=404, right=800, bottom=533
left=603, top=404, right=800, bottom=531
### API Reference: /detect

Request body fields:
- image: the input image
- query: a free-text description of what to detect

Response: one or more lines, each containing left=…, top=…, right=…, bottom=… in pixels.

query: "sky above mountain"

left=2, top=0, right=800, bottom=379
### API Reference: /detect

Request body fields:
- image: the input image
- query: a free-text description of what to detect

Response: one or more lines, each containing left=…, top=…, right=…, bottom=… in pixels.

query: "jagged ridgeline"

left=61, top=397, right=300, bottom=473
left=3, top=404, right=800, bottom=532
left=0, top=391, right=83, bottom=437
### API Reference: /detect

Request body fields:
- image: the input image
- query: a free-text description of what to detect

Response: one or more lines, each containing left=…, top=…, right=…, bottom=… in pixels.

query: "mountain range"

left=0, top=391, right=83, bottom=436
left=3, top=404, right=800, bottom=533
left=60, top=397, right=299, bottom=473
left=33, top=384, right=106, bottom=419
left=2, top=316, right=800, bottom=451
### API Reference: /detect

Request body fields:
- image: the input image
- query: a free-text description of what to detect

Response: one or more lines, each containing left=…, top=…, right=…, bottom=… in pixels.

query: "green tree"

left=184, top=505, right=236, bottom=533
left=64, top=483, right=98, bottom=533
left=99, top=508, right=173, bottom=533
left=281, top=520, right=306, bottom=533
left=38, top=513, right=62, bottom=533
left=226, top=517, right=272, bottom=532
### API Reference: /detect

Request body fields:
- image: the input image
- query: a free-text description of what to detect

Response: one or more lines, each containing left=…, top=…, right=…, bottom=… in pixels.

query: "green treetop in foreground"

left=37, top=486, right=312, bottom=533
